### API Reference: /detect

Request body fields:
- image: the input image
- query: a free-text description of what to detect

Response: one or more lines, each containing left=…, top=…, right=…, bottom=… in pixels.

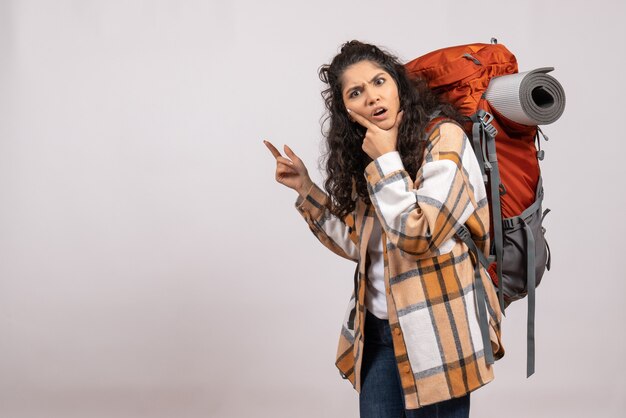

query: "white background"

left=1, top=0, right=624, bottom=417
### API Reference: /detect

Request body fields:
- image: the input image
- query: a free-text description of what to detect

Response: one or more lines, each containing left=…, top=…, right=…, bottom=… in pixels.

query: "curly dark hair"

left=318, top=40, right=465, bottom=219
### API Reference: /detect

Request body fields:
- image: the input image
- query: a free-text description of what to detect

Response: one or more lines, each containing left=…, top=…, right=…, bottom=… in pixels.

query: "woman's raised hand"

left=347, top=108, right=404, bottom=160
left=264, top=140, right=314, bottom=197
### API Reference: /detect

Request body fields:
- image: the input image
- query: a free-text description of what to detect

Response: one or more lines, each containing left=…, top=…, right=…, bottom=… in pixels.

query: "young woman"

left=264, top=40, right=504, bottom=418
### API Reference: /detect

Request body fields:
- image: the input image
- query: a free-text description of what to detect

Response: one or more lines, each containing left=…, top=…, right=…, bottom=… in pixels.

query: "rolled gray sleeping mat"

left=484, top=67, right=566, bottom=126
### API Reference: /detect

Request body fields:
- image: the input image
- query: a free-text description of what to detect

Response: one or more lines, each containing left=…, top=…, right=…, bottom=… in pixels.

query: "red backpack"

left=405, top=39, right=560, bottom=376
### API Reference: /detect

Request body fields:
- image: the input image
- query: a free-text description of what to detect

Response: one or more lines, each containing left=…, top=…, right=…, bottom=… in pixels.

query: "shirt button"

left=394, top=327, right=401, bottom=336
left=403, top=365, right=411, bottom=374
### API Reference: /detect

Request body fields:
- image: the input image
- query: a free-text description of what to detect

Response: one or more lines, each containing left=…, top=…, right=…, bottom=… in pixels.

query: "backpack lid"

left=405, top=43, right=518, bottom=89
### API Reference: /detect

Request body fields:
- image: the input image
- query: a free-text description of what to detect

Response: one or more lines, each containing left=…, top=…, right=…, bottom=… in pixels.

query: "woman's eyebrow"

left=344, top=72, right=386, bottom=95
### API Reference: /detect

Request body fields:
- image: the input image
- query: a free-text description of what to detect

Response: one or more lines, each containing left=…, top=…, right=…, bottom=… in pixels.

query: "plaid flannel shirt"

left=295, top=121, right=504, bottom=409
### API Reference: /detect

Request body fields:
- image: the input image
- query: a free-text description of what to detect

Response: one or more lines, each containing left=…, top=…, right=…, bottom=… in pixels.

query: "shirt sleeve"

left=295, top=182, right=359, bottom=262
left=364, top=122, right=482, bottom=261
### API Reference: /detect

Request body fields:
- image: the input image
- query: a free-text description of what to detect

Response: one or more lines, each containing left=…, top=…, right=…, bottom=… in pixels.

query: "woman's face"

left=341, top=60, right=401, bottom=131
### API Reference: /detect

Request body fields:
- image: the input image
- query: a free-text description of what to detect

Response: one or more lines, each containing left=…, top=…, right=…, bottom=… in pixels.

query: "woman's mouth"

left=372, top=107, right=388, bottom=120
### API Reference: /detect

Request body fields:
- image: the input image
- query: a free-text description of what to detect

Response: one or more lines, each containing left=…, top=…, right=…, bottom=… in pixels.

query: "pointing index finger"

left=263, top=140, right=282, bottom=159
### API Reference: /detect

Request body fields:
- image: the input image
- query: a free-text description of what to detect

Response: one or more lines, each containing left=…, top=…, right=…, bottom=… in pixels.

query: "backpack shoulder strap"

left=423, top=112, right=462, bottom=141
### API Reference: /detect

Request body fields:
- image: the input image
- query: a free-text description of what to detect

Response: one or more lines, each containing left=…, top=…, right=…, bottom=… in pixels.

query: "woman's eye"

left=375, top=78, right=385, bottom=85
left=349, top=90, right=360, bottom=98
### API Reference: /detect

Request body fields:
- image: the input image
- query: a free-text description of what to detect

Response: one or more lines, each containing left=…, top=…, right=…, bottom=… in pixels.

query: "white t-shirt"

left=365, top=215, right=388, bottom=319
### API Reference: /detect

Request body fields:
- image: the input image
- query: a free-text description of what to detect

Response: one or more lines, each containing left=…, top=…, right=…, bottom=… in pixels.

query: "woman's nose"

left=364, top=89, right=380, bottom=105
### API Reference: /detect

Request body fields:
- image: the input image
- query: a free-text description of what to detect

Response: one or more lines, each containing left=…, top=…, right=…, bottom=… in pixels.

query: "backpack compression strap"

left=501, top=178, right=545, bottom=377
left=456, top=225, right=495, bottom=366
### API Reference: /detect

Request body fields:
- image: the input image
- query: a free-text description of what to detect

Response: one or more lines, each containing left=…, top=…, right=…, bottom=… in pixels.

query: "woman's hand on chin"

left=347, top=108, right=403, bottom=160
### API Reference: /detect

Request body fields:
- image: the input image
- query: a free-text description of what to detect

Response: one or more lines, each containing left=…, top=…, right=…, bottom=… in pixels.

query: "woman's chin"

left=376, top=120, right=392, bottom=131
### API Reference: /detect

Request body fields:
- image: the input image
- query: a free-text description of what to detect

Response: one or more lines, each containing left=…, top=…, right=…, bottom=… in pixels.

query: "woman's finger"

left=276, top=156, right=294, bottom=167
left=263, top=140, right=282, bottom=159
left=277, top=160, right=297, bottom=173
left=283, top=144, right=302, bottom=165
left=276, top=166, right=297, bottom=182
left=392, top=110, right=404, bottom=130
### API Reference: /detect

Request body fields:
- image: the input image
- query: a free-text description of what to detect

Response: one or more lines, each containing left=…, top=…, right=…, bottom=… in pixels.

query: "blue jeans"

left=359, top=310, right=471, bottom=418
